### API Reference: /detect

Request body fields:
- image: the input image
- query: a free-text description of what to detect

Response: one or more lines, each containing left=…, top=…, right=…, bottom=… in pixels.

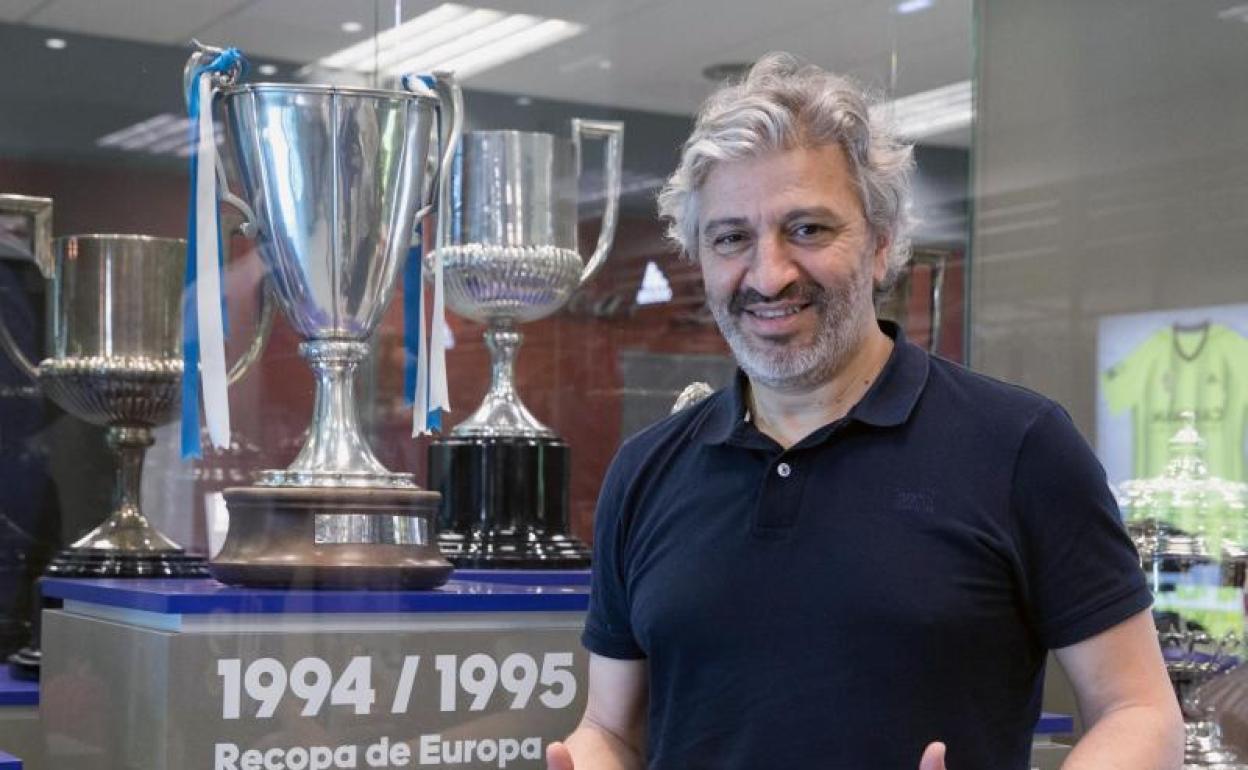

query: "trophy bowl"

left=434, top=122, right=622, bottom=439
left=438, top=131, right=586, bottom=327
left=442, top=243, right=585, bottom=324
left=37, top=357, right=181, bottom=428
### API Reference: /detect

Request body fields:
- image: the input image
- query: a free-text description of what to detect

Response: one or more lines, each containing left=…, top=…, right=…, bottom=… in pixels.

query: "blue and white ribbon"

left=181, top=47, right=246, bottom=458
left=403, top=73, right=452, bottom=436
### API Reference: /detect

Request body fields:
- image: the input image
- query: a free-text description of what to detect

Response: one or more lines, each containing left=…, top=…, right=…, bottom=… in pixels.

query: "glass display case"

left=5, top=0, right=1242, bottom=766
left=0, top=2, right=976, bottom=766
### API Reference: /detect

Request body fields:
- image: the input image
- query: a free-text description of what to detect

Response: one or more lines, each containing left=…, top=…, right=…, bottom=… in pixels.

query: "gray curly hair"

left=657, top=52, right=915, bottom=286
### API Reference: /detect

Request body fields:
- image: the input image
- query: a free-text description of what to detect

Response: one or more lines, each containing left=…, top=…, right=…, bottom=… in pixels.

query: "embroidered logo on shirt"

left=893, top=489, right=936, bottom=514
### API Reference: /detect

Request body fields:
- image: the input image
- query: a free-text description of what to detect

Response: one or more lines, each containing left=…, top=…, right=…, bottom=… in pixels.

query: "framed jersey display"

left=1096, top=303, right=1248, bottom=486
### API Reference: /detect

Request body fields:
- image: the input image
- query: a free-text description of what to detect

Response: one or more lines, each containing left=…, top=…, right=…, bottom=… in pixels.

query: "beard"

left=707, top=257, right=875, bottom=393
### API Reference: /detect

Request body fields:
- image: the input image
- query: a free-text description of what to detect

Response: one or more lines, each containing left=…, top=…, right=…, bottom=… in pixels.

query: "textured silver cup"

left=0, top=235, right=267, bottom=564
left=433, top=120, right=624, bottom=438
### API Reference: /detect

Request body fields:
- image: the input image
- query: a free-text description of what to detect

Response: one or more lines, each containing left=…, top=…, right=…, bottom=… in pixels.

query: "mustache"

left=727, top=283, right=826, bottom=314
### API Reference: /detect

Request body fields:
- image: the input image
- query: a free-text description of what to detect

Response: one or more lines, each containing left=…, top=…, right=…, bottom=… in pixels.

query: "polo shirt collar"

left=698, top=320, right=930, bottom=445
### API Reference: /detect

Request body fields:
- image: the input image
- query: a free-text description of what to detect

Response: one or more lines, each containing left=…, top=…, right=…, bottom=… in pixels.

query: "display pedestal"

left=429, top=437, right=590, bottom=568
left=214, top=486, right=451, bottom=589
left=39, top=577, right=589, bottom=770
left=0, top=668, right=38, bottom=768
left=1030, top=714, right=1074, bottom=769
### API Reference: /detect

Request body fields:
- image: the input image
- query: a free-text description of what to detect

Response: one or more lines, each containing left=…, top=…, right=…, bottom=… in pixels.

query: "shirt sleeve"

left=1012, top=403, right=1153, bottom=650
left=581, top=444, right=647, bottom=660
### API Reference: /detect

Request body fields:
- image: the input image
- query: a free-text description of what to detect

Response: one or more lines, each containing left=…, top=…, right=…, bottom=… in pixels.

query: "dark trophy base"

left=7, top=646, right=39, bottom=681
left=428, top=436, right=591, bottom=569
left=44, top=547, right=209, bottom=578
left=212, top=486, right=453, bottom=590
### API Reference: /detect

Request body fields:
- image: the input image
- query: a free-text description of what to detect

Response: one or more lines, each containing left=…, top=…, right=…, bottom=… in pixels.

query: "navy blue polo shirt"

left=583, top=322, right=1151, bottom=770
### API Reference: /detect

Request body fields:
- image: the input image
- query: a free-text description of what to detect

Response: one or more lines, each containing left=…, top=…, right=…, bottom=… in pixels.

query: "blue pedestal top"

left=1035, top=712, right=1075, bottom=735
left=0, top=751, right=19, bottom=769
left=451, top=569, right=591, bottom=586
left=0, top=669, right=37, bottom=707
left=41, top=577, right=589, bottom=616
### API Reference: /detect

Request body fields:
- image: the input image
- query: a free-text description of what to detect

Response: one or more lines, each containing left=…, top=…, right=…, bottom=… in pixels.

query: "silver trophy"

left=187, top=45, right=462, bottom=588
left=1158, top=629, right=1248, bottom=769
left=0, top=234, right=268, bottom=576
left=427, top=120, right=623, bottom=567
left=1123, top=414, right=1248, bottom=768
left=438, top=122, right=623, bottom=437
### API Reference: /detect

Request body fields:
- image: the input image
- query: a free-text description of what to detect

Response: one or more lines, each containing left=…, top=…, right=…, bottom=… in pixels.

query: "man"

left=548, top=53, right=1182, bottom=769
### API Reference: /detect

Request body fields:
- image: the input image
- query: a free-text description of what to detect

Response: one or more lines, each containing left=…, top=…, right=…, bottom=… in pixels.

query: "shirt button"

left=777, top=462, right=792, bottom=478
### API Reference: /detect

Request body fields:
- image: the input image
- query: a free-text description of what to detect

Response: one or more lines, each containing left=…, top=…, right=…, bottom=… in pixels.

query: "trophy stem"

left=112, top=425, right=150, bottom=526
left=487, top=323, right=523, bottom=402
left=299, top=340, right=388, bottom=475
left=68, top=424, right=180, bottom=552
left=451, top=323, right=555, bottom=438
left=307, top=341, right=377, bottom=469
left=259, top=340, right=409, bottom=487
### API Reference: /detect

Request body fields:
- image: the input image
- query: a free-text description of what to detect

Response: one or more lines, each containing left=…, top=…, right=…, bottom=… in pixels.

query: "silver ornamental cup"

left=199, top=53, right=462, bottom=588
left=437, top=121, right=623, bottom=437
left=427, top=121, right=622, bottom=568
left=0, top=234, right=269, bottom=576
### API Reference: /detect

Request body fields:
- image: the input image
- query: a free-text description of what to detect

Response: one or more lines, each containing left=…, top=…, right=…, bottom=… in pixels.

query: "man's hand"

left=546, top=741, right=574, bottom=770
left=919, top=742, right=947, bottom=770
left=547, top=655, right=646, bottom=770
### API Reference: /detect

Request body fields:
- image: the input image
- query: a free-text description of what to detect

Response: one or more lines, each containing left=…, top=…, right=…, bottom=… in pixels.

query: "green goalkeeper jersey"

left=1102, top=323, right=1248, bottom=482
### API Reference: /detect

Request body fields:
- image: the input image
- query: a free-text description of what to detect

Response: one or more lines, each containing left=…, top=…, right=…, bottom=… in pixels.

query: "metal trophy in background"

left=0, top=234, right=268, bottom=577
left=1120, top=412, right=1248, bottom=585
left=1157, top=628, right=1248, bottom=769
left=428, top=120, right=623, bottom=568
left=1122, top=413, right=1248, bottom=768
left=185, top=45, right=461, bottom=588
left=874, top=249, right=949, bottom=354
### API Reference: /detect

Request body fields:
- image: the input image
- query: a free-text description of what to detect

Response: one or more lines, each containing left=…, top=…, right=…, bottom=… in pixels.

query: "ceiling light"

left=436, top=18, right=581, bottom=79
left=45, top=38, right=67, bottom=50
left=895, top=0, right=933, bottom=14
left=871, top=80, right=971, bottom=140
left=1217, top=4, right=1248, bottom=21
left=387, top=13, right=537, bottom=74
left=96, top=114, right=181, bottom=149
left=96, top=113, right=223, bottom=158
left=257, top=64, right=278, bottom=76
left=313, top=3, right=583, bottom=80
left=341, top=21, right=364, bottom=33
left=319, top=5, right=475, bottom=71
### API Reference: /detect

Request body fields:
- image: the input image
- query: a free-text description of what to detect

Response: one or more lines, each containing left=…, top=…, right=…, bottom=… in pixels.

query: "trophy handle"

left=225, top=282, right=273, bottom=386
left=909, top=251, right=949, bottom=354
left=183, top=40, right=244, bottom=104
left=0, top=304, right=38, bottom=382
left=410, top=71, right=463, bottom=225
left=206, top=124, right=271, bottom=387
left=572, top=119, right=624, bottom=286
left=0, top=194, right=54, bottom=381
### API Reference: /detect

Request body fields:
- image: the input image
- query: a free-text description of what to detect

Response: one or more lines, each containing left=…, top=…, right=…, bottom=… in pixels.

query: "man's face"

left=696, top=144, right=888, bottom=392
